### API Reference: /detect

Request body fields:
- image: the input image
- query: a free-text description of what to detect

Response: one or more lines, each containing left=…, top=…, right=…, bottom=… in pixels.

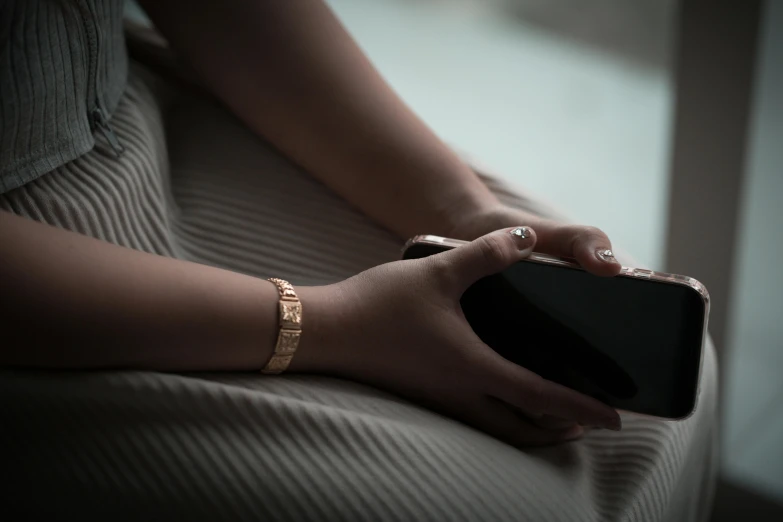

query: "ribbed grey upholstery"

left=0, top=65, right=718, bottom=522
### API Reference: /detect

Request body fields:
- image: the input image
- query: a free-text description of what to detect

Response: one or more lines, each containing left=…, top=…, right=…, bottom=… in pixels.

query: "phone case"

left=403, top=234, right=711, bottom=421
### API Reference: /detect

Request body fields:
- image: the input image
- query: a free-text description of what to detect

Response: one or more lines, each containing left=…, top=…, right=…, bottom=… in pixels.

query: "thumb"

left=443, top=227, right=537, bottom=290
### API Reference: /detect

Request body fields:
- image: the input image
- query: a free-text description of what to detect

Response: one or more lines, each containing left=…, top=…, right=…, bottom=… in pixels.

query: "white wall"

left=325, top=0, right=672, bottom=268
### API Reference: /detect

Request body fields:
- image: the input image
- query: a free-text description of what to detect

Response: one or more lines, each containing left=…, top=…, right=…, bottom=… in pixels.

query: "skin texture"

left=0, top=214, right=620, bottom=445
left=0, top=0, right=624, bottom=446
left=301, top=228, right=623, bottom=444
left=136, top=0, right=622, bottom=277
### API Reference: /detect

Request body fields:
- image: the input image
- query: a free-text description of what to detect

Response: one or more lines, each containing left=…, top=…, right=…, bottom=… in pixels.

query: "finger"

left=467, top=396, right=584, bottom=447
left=532, top=415, right=578, bottom=431
left=528, top=218, right=620, bottom=277
left=501, top=399, right=578, bottom=430
left=440, top=227, right=537, bottom=291
left=487, top=356, right=622, bottom=430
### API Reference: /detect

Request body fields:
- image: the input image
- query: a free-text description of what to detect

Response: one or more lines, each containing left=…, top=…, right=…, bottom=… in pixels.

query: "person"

left=0, top=1, right=718, bottom=521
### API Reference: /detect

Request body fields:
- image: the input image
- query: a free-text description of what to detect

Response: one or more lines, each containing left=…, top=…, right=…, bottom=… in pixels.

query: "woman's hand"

left=296, top=227, right=622, bottom=447
left=448, top=206, right=622, bottom=277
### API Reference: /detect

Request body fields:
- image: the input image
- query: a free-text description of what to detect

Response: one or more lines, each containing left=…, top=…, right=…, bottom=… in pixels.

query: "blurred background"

left=324, top=0, right=676, bottom=269
left=129, top=0, right=783, bottom=518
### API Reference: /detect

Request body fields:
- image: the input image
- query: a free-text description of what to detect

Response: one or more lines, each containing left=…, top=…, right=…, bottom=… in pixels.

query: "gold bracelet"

left=261, top=278, right=302, bottom=374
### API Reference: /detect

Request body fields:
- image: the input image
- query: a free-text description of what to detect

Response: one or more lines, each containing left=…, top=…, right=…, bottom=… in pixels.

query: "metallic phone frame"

left=403, top=235, right=711, bottom=421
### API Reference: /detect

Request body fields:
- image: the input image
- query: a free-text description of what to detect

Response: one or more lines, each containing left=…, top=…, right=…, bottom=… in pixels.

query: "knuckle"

left=426, top=253, right=458, bottom=291
left=477, top=235, right=513, bottom=269
left=427, top=252, right=449, bottom=275
left=581, top=226, right=608, bottom=242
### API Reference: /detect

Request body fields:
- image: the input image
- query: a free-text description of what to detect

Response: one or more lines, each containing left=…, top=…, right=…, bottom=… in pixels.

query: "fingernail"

left=562, top=425, right=584, bottom=441
left=510, top=226, right=531, bottom=239
left=604, top=416, right=622, bottom=431
left=510, top=227, right=534, bottom=254
left=596, top=248, right=616, bottom=263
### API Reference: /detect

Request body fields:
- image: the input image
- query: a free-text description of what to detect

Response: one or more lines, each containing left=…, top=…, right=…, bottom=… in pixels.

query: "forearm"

left=0, top=211, right=326, bottom=371
left=139, top=0, right=498, bottom=239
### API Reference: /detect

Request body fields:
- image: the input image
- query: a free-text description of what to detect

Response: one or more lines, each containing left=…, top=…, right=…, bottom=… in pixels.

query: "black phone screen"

left=404, top=243, right=706, bottom=419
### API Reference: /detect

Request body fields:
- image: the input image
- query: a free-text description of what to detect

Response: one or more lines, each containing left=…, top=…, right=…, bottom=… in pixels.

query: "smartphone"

left=402, top=235, right=710, bottom=420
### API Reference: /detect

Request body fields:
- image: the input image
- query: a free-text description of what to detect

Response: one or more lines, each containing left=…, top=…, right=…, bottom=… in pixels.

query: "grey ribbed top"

left=0, top=0, right=128, bottom=193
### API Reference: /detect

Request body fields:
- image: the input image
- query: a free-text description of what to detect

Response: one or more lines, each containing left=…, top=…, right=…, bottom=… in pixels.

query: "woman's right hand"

left=295, top=227, right=622, bottom=447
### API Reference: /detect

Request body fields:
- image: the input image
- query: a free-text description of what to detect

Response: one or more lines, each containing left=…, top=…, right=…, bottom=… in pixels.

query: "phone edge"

left=402, top=234, right=711, bottom=422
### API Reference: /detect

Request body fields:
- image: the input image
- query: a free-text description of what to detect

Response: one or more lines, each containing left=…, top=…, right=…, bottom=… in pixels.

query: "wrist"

left=445, top=202, right=512, bottom=241
left=416, top=161, right=501, bottom=239
left=285, top=284, right=348, bottom=375
left=438, top=194, right=498, bottom=237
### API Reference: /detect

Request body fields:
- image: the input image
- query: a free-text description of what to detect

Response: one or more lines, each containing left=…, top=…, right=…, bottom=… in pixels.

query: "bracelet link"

left=262, top=278, right=302, bottom=374
left=278, top=300, right=302, bottom=329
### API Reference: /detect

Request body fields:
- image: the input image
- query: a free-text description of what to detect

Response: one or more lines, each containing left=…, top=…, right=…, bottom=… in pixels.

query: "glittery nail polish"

left=596, top=248, right=616, bottom=262
left=510, top=227, right=530, bottom=239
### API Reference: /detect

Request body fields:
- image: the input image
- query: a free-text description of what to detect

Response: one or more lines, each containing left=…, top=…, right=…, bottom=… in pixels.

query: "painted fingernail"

left=510, top=226, right=530, bottom=239
left=596, top=248, right=616, bottom=263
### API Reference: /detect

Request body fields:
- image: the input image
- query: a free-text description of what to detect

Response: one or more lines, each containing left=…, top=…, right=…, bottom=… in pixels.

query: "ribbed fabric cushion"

left=0, top=0, right=128, bottom=192
left=0, top=65, right=718, bottom=522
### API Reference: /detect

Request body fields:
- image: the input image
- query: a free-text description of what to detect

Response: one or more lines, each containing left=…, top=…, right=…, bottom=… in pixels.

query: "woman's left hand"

left=449, top=205, right=622, bottom=277
left=446, top=205, right=622, bottom=432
